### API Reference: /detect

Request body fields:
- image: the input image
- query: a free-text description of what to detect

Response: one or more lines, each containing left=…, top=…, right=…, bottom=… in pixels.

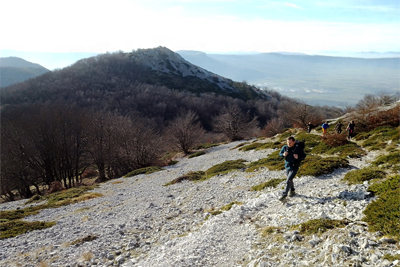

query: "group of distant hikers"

left=307, top=120, right=356, bottom=139
left=278, top=119, right=356, bottom=202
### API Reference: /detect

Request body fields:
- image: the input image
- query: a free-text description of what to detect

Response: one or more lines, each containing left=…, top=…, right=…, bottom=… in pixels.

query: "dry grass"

left=80, top=251, right=94, bottom=261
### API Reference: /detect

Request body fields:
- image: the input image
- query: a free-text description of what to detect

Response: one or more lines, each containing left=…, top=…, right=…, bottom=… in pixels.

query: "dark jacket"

left=279, top=144, right=306, bottom=170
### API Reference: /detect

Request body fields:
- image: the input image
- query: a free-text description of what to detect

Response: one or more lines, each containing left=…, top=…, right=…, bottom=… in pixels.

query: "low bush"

left=70, top=235, right=98, bottom=246
left=297, top=156, right=348, bottom=177
left=0, top=220, right=56, bottom=239
left=363, top=187, right=400, bottom=240
left=291, top=219, right=349, bottom=235
left=167, top=160, right=178, bottom=166
left=195, top=143, right=220, bottom=149
left=0, top=186, right=102, bottom=239
left=220, top=201, right=243, bottom=211
left=246, top=151, right=285, bottom=172
left=165, top=159, right=247, bottom=185
left=322, top=133, right=348, bottom=147
left=372, top=152, right=400, bottom=168
left=204, top=159, right=247, bottom=178
left=238, top=142, right=265, bottom=151
left=188, top=151, right=205, bottom=158
left=251, top=178, right=286, bottom=191
left=261, top=226, right=282, bottom=236
left=47, top=181, right=65, bottom=194
left=164, top=171, right=206, bottom=185
left=342, top=167, right=386, bottom=185
left=311, top=141, right=365, bottom=158
left=25, top=194, right=45, bottom=204
left=124, top=166, right=162, bottom=177
left=367, top=175, right=400, bottom=197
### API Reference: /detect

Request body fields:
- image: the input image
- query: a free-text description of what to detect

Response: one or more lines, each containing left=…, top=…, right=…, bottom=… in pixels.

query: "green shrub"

left=297, top=156, right=348, bottom=177
left=231, top=142, right=249, bottom=150
left=363, top=187, right=400, bottom=239
left=291, top=219, right=348, bottom=235
left=25, top=194, right=45, bottom=204
left=261, top=226, right=282, bottom=236
left=251, top=178, right=286, bottom=191
left=372, top=152, right=400, bottom=167
left=164, top=171, right=206, bottom=185
left=342, top=167, right=386, bottom=185
left=168, top=160, right=179, bottom=166
left=382, top=254, right=400, bottom=261
left=367, top=175, right=400, bottom=196
left=220, top=201, right=243, bottom=211
left=311, top=141, right=365, bottom=158
left=70, top=234, right=98, bottom=246
left=246, top=150, right=285, bottom=172
left=124, top=166, right=162, bottom=177
left=238, top=142, right=265, bottom=151
left=188, top=151, right=205, bottom=158
left=204, top=159, right=247, bottom=178
left=0, top=220, right=56, bottom=239
left=195, top=143, right=219, bottom=149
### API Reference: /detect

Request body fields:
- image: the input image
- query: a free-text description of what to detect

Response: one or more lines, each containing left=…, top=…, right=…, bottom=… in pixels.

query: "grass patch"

left=164, top=171, right=206, bottom=185
left=0, top=186, right=102, bottom=239
left=342, top=167, right=386, bottom=185
left=220, top=201, right=243, bottom=211
left=166, top=159, right=247, bottom=185
left=238, top=142, right=266, bottom=151
left=0, top=220, right=56, bottom=239
left=291, top=219, right=348, bottom=235
left=261, top=226, right=282, bottom=237
left=204, top=159, right=247, bottom=178
left=367, top=175, right=400, bottom=196
left=25, top=194, right=45, bottom=204
left=70, top=234, right=98, bottom=246
left=382, top=254, right=400, bottom=261
left=311, top=141, right=365, bottom=158
left=297, top=156, right=348, bottom=177
left=188, top=151, right=206, bottom=158
left=124, top=166, right=162, bottom=177
left=231, top=142, right=249, bottom=150
left=363, top=187, right=400, bottom=240
left=251, top=178, right=286, bottom=191
left=246, top=150, right=285, bottom=172
left=372, top=152, right=400, bottom=172
left=168, top=160, right=179, bottom=166
left=112, top=181, right=123, bottom=184
left=206, top=201, right=243, bottom=216
left=195, top=143, right=219, bottom=149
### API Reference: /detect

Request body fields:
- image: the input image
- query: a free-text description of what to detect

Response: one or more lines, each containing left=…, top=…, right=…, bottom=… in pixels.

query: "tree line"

left=0, top=51, right=345, bottom=201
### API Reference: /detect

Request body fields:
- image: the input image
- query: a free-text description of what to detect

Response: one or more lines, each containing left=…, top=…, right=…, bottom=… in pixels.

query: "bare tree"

left=167, top=110, right=206, bottom=154
left=213, top=104, right=259, bottom=141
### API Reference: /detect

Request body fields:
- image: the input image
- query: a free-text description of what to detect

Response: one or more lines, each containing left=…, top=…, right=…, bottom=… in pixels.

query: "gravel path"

left=0, top=140, right=398, bottom=267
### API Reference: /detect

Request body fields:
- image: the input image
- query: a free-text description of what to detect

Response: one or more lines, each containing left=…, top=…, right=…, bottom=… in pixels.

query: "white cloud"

left=1, top=0, right=399, bottom=53
left=284, top=3, right=303, bottom=9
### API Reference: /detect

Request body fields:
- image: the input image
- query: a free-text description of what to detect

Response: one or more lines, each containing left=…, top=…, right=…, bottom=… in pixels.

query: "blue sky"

left=1, top=0, right=399, bottom=55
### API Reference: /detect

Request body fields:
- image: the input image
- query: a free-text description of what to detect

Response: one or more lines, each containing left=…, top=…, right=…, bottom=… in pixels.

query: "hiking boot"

left=279, top=195, right=287, bottom=202
left=289, top=190, right=296, bottom=197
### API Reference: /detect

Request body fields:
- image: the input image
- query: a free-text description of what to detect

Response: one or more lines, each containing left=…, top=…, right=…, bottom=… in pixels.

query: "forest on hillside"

left=2, top=51, right=396, bottom=202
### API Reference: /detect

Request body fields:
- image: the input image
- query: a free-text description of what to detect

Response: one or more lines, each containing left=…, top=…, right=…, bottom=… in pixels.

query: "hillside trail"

left=0, top=137, right=391, bottom=267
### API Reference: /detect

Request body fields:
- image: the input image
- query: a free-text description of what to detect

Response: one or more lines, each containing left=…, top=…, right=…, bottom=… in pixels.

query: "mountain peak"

left=130, top=47, right=238, bottom=92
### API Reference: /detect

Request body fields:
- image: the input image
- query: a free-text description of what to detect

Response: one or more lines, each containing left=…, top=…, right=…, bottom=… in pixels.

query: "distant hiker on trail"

left=279, top=136, right=306, bottom=202
left=307, top=122, right=313, bottom=133
left=322, top=122, right=329, bottom=136
left=335, top=122, right=343, bottom=134
left=347, top=120, right=356, bottom=140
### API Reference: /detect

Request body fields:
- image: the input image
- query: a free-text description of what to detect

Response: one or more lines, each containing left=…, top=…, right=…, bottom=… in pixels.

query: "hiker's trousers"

left=283, top=168, right=298, bottom=196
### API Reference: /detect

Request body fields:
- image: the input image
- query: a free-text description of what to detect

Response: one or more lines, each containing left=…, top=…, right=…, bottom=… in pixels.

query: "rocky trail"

left=0, top=140, right=399, bottom=267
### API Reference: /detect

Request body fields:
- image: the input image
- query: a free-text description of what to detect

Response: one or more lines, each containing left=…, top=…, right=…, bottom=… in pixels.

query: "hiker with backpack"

left=347, top=120, right=356, bottom=140
left=307, top=122, right=313, bottom=133
left=278, top=136, right=306, bottom=202
left=334, top=121, right=343, bottom=134
left=322, top=121, right=329, bottom=136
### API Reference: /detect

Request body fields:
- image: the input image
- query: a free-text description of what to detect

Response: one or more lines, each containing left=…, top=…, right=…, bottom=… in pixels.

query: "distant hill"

left=0, top=57, right=50, bottom=87
left=177, top=51, right=400, bottom=106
